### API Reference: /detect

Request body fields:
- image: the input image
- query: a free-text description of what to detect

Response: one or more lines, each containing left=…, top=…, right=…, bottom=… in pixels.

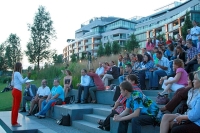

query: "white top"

left=191, top=26, right=200, bottom=40
left=37, top=86, right=51, bottom=96
left=13, top=72, right=28, bottom=91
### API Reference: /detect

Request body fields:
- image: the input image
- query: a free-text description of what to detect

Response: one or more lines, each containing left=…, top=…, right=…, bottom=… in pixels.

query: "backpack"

left=64, top=95, right=75, bottom=104
left=57, top=114, right=71, bottom=126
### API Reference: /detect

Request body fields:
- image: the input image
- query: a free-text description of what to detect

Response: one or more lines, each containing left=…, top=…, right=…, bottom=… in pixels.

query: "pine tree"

left=104, top=42, right=112, bottom=56
left=112, top=41, right=121, bottom=55
left=181, top=12, right=193, bottom=39
left=125, top=34, right=140, bottom=52
left=97, top=43, right=104, bottom=57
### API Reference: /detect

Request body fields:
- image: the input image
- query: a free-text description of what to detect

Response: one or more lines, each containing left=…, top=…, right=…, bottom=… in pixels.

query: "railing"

left=94, top=40, right=101, bottom=44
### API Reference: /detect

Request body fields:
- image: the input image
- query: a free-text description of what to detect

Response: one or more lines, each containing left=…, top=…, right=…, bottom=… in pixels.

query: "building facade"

left=63, top=0, right=200, bottom=62
left=63, top=17, right=137, bottom=62
left=134, top=0, right=200, bottom=48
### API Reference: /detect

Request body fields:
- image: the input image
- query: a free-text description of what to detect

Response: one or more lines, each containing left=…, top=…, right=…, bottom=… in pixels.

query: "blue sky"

left=0, top=0, right=177, bottom=68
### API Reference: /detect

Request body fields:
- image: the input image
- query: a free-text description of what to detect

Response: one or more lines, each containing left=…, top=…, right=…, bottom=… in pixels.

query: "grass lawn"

left=0, top=80, right=42, bottom=111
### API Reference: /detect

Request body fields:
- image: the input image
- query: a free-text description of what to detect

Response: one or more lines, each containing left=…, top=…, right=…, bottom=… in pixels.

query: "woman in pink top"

left=159, top=59, right=188, bottom=95
left=146, top=38, right=155, bottom=52
left=88, top=69, right=105, bottom=103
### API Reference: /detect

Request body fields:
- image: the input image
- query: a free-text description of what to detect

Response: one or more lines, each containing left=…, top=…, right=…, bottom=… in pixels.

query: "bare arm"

left=166, top=72, right=181, bottom=84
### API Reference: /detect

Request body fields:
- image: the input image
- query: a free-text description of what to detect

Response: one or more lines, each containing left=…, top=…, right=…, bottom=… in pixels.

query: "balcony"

left=94, top=40, right=101, bottom=44
left=85, top=41, right=92, bottom=45
left=93, top=46, right=99, bottom=50
left=113, top=36, right=126, bottom=40
left=173, top=25, right=180, bottom=30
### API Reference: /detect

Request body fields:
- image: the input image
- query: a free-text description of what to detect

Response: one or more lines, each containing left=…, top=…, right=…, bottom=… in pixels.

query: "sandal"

left=12, top=123, right=21, bottom=127
left=97, top=120, right=104, bottom=125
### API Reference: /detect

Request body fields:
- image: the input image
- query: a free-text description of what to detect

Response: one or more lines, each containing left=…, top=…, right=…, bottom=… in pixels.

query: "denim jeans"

left=89, top=86, right=97, bottom=100
left=149, top=70, right=167, bottom=88
left=38, top=99, right=57, bottom=115
left=118, top=75, right=124, bottom=84
left=77, top=86, right=89, bottom=102
left=138, top=70, right=146, bottom=90
left=117, top=115, right=154, bottom=133
left=192, top=39, right=198, bottom=47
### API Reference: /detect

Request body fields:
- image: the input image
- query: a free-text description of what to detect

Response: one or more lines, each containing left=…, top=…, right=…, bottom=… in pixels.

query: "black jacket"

left=107, top=66, right=120, bottom=79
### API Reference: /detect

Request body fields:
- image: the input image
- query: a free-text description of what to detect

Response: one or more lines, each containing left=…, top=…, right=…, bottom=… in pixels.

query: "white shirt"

left=37, top=86, right=50, bottom=96
left=13, top=72, right=28, bottom=91
left=191, top=26, right=200, bottom=40
left=157, top=56, right=170, bottom=74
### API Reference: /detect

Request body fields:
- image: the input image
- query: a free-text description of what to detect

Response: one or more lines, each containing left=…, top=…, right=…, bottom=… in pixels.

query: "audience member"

left=95, top=62, right=104, bottom=76
left=160, top=70, right=200, bottom=133
left=76, top=69, right=94, bottom=104
left=176, top=46, right=186, bottom=63
left=139, top=53, right=154, bottom=90
left=153, top=36, right=159, bottom=47
left=118, top=64, right=134, bottom=84
left=98, top=74, right=141, bottom=131
left=63, top=70, right=73, bottom=98
left=34, top=79, right=64, bottom=118
left=159, top=59, right=188, bottom=95
left=27, top=79, right=50, bottom=116
left=88, top=69, right=105, bottom=103
left=146, top=38, right=154, bottom=53
left=149, top=51, right=170, bottom=90
left=160, top=72, right=193, bottom=113
left=132, top=54, right=143, bottom=70
left=166, top=36, right=173, bottom=45
left=186, top=29, right=192, bottom=41
left=20, top=80, right=37, bottom=112
left=185, top=39, right=198, bottom=72
left=164, top=44, right=174, bottom=60
left=1, top=81, right=13, bottom=93
left=191, top=20, right=200, bottom=47
left=102, top=61, right=120, bottom=86
left=118, top=54, right=123, bottom=67
left=113, top=81, right=159, bottom=133
left=197, top=35, right=200, bottom=53
left=99, top=62, right=110, bottom=78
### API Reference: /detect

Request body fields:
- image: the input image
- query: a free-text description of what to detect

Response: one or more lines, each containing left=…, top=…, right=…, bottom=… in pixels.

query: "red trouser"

left=11, top=88, right=22, bottom=125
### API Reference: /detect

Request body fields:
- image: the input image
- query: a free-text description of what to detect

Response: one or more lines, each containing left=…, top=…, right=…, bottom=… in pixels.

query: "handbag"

left=156, top=94, right=170, bottom=105
left=64, top=95, right=75, bottom=104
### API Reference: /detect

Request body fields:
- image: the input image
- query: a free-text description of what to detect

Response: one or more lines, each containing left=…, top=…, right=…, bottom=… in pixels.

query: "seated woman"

left=139, top=53, right=154, bottom=90
left=99, top=62, right=110, bottom=78
left=160, top=70, right=200, bottom=133
left=63, top=70, right=73, bottom=98
left=159, top=59, right=188, bottom=95
left=176, top=46, right=186, bottom=64
left=97, top=74, right=142, bottom=131
left=132, top=54, right=143, bottom=70
left=160, top=72, right=193, bottom=113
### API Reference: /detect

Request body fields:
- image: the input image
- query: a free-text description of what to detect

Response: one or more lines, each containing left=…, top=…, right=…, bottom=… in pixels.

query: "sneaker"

left=38, top=115, right=45, bottom=118
left=34, top=113, right=39, bottom=117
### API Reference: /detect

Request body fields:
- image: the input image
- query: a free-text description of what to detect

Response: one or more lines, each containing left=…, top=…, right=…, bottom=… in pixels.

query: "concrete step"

left=83, top=114, right=106, bottom=124
left=93, top=108, right=111, bottom=117
left=142, top=90, right=162, bottom=97
left=72, top=120, right=109, bottom=133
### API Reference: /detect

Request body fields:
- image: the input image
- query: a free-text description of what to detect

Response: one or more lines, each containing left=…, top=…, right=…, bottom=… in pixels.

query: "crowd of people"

left=9, top=20, right=200, bottom=133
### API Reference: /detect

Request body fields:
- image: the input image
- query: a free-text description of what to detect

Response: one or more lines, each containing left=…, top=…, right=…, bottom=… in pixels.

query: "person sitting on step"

left=34, top=79, right=64, bottom=118
left=20, top=80, right=37, bottom=112
left=102, top=61, right=120, bottom=86
left=159, top=59, right=188, bottom=96
left=63, top=69, right=73, bottom=98
left=75, top=69, right=95, bottom=104
left=113, top=81, right=159, bottom=133
left=160, top=70, right=200, bottom=133
left=26, top=79, right=50, bottom=116
left=98, top=74, right=142, bottom=131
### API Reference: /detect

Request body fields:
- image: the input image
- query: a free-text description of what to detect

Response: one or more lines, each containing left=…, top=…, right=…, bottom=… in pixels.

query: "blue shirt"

left=80, top=75, right=91, bottom=86
left=142, top=60, right=154, bottom=79
left=51, top=85, right=64, bottom=101
left=156, top=56, right=170, bottom=74
left=126, top=91, right=159, bottom=116
left=95, top=67, right=104, bottom=76
left=186, top=89, right=200, bottom=126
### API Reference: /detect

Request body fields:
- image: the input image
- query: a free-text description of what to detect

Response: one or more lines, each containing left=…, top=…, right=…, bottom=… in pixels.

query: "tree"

left=125, top=34, right=140, bottom=52
left=53, top=54, right=63, bottom=64
left=97, top=43, right=104, bottom=57
left=5, top=34, right=23, bottom=69
left=104, top=42, right=112, bottom=56
left=181, top=12, right=193, bottom=39
left=25, top=6, right=56, bottom=70
left=0, top=43, right=7, bottom=71
left=112, top=41, right=121, bottom=55
left=70, top=54, right=77, bottom=62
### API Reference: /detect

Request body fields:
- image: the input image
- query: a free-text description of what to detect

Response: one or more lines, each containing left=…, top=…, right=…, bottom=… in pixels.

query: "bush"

left=0, top=76, right=12, bottom=83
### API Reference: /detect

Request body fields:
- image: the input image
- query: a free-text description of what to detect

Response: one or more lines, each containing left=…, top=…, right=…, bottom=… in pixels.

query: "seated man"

left=75, top=69, right=95, bottom=104
left=185, top=39, right=198, bottom=73
left=113, top=81, right=159, bottom=133
left=20, top=80, right=37, bottom=112
left=1, top=81, right=13, bottom=93
left=118, top=64, right=134, bottom=84
left=34, top=79, right=64, bottom=118
left=95, top=62, right=104, bottom=76
left=102, top=61, right=120, bottom=86
left=27, top=79, right=50, bottom=116
left=149, top=51, right=170, bottom=90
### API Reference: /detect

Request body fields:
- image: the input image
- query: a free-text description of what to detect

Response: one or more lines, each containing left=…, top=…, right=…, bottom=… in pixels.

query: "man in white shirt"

left=75, top=69, right=95, bottom=104
left=26, top=79, right=50, bottom=116
left=20, top=80, right=37, bottom=112
left=191, top=21, right=200, bottom=47
left=149, top=51, right=170, bottom=90
left=153, top=36, right=159, bottom=47
left=95, top=62, right=104, bottom=76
